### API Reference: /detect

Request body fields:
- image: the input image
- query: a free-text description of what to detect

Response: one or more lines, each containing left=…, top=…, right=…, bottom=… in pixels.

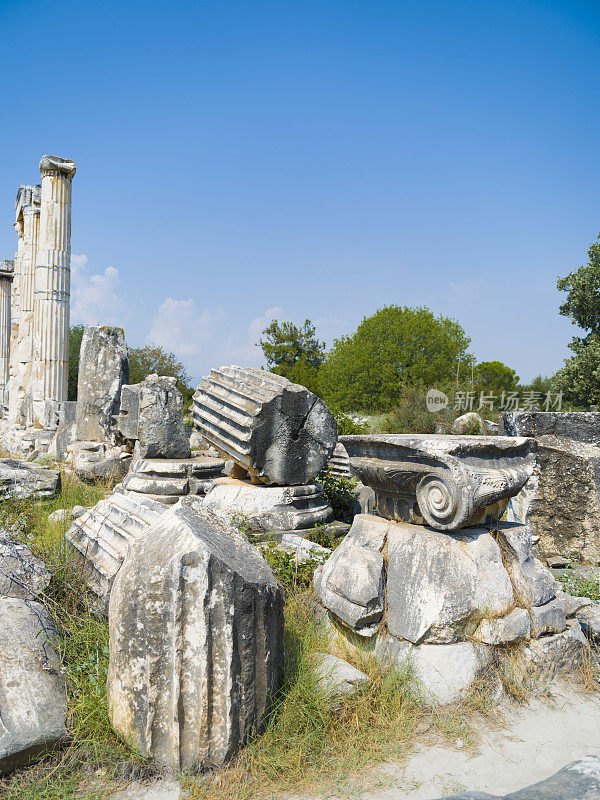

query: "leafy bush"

left=261, top=543, right=324, bottom=592
left=318, top=471, right=358, bottom=522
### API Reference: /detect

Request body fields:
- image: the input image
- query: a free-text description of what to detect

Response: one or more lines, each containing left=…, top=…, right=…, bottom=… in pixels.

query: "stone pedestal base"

left=202, top=477, right=333, bottom=531
left=314, top=514, right=593, bottom=705
left=122, top=455, right=225, bottom=505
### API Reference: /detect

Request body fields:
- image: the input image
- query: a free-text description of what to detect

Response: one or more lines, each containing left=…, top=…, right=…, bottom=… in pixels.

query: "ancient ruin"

left=0, top=155, right=76, bottom=455
left=501, top=411, right=600, bottom=563
left=314, top=433, right=590, bottom=704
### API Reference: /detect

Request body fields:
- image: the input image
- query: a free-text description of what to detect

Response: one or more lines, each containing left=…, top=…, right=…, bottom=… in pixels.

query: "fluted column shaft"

left=32, top=156, right=76, bottom=419
left=0, top=260, right=14, bottom=408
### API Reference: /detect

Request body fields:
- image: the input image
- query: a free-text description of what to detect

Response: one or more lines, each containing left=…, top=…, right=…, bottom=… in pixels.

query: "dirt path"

left=114, top=682, right=600, bottom=800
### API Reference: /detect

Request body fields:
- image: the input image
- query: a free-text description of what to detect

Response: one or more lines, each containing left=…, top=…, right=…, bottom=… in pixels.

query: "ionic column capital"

left=39, top=155, right=76, bottom=180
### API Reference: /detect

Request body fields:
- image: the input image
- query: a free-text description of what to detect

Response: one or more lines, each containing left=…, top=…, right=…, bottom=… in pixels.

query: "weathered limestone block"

left=529, top=598, right=566, bottom=638
left=0, top=598, right=67, bottom=773
left=577, top=602, right=600, bottom=641
left=116, top=384, right=140, bottom=440
left=0, top=459, right=60, bottom=500
left=374, top=633, right=494, bottom=705
left=385, top=522, right=514, bottom=644
left=122, top=455, right=225, bottom=505
left=117, top=375, right=190, bottom=459
left=108, top=500, right=284, bottom=772
left=500, top=410, right=600, bottom=445
left=47, top=399, right=77, bottom=461
left=193, top=366, right=337, bottom=485
left=505, top=435, right=600, bottom=564
left=451, top=411, right=486, bottom=435
left=202, top=476, right=333, bottom=531
left=313, top=653, right=369, bottom=697
left=517, top=619, right=589, bottom=680
left=497, top=523, right=558, bottom=607
left=340, top=434, right=535, bottom=531
left=75, top=326, right=128, bottom=442
left=556, top=588, right=592, bottom=617
left=0, top=530, right=50, bottom=600
left=472, top=608, right=531, bottom=645
left=65, top=486, right=165, bottom=603
left=313, top=514, right=388, bottom=635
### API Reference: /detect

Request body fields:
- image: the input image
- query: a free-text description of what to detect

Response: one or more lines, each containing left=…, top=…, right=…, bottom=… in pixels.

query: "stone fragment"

left=116, top=384, right=140, bottom=440
left=313, top=653, right=369, bottom=696
left=0, top=598, right=67, bottom=774
left=505, top=434, right=600, bottom=564
left=576, top=602, right=600, bottom=641
left=137, top=375, right=190, bottom=459
left=451, top=412, right=486, bottom=435
left=496, top=523, right=558, bottom=607
left=528, top=597, right=566, bottom=638
left=108, top=500, right=284, bottom=772
left=556, top=589, right=591, bottom=617
left=432, top=755, right=600, bottom=799
left=202, top=477, right=333, bottom=531
left=340, top=434, right=535, bottom=530
left=500, top=410, right=600, bottom=445
left=313, top=514, right=389, bottom=636
left=47, top=400, right=77, bottom=461
left=518, top=619, right=589, bottom=680
left=122, top=455, right=224, bottom=505
left=75, top=325, right=128, bottom=442
left=0, top=458, right=60, bottom=500
left=375, top=636, right=494, bottom=706
left=65, top=486, right=165, bottom=603
left=327, top=442, right=352, bottom=477
left=193, top=366, right=337, bottom=485
left=0, top=531, right=50, bottom=600
left=472, top=608, right=531, bottom=645
left=386, top=523, right=514, bottom=644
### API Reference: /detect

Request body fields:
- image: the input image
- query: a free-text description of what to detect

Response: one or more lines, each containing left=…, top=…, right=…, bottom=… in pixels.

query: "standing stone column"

left=7, top=186, right=40, bottom=425
left=0, top=260, right=14, bottom=412
left=32, top=156, right=76, bottom=427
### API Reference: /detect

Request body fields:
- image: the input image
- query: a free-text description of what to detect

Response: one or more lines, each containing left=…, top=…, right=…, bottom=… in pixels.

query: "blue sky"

left=1, top=0, right=599, bottom=384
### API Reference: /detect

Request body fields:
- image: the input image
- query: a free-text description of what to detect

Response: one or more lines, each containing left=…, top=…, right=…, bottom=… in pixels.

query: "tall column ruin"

left=0, top=259, right=14, bottom=411
left=7, top=186, right=40, bottom=424
left=32, top=155, right=76, bottom=426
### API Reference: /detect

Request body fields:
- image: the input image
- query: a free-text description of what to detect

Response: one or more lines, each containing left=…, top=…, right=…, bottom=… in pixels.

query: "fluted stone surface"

left=0, top=260, right=14, bottom=407
left=32, top=156, right=75, bottom=425
left=108, top=499, right=284, bottom=771
left=193, top=366, right=337, bottom=485
left=123, top=455, right=225, bottom=504
left=327, top=442, right=352, bottom=477
left=7, top=185, right=40, bottom=425
left=66, top=486, right=165, bottom=604
left=75, top=326, right=128, bottom=442
left=203, top=476, right=333, bottom=531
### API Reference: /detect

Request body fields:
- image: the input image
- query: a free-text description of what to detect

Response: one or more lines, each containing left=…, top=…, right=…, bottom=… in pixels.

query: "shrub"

left=318, top=471, right=358, bottom=522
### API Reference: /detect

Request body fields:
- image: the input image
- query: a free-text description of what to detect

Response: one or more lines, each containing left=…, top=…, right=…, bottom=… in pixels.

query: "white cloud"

left=146, top=298, right=225, bottom=356
left=71, top=253, right=129, bottom=325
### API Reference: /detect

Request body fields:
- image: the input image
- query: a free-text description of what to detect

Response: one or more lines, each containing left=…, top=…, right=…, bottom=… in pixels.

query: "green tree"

left=474, top=360, right=519, bottom=394
left=259, top=319, right=325, bottom=371
left=554, top=233, right=600, bottom=406
left=68, top=324, right=85, bottom=400
left=258, top=318, right=326, bottom=395
left=128, top=345, right=194, bottom=407
left=319, top=305, right=472, bottom=412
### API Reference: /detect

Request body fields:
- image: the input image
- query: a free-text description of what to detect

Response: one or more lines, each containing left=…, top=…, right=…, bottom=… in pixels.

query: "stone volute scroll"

left=340, top=434, right=537, bottom=531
